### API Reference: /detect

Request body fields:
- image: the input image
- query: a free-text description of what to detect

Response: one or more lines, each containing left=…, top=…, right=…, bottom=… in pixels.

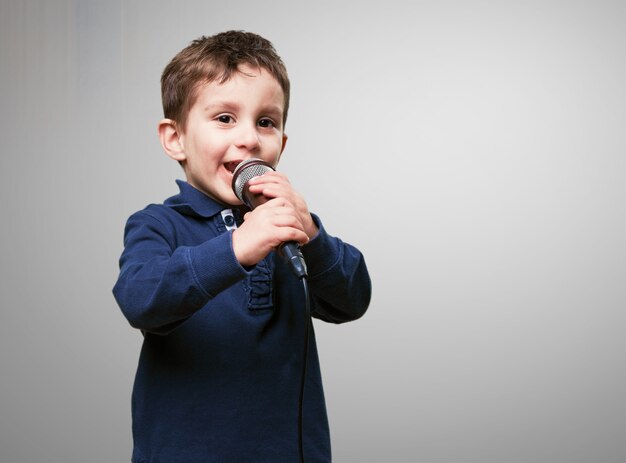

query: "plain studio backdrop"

left=1, top=1, right=625, bottom=462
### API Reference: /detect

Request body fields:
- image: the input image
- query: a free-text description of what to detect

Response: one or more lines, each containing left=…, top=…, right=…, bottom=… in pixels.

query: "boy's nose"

left=234, top=122, right=260, bottom=151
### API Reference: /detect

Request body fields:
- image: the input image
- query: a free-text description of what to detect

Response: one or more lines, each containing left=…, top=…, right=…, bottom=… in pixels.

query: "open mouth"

left=224, top=161, right=242, bottom=174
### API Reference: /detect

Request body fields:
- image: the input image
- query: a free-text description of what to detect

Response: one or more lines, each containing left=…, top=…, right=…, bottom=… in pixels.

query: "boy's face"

left=173, top=64, right=287, bottom=205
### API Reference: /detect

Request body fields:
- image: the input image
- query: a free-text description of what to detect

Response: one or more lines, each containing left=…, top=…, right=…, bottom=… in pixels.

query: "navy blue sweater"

left=113, top=181, right=371, bottom=462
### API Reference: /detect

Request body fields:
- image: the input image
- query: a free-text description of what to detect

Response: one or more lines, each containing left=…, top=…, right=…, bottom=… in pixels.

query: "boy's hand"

left=231, top=172, right=318, bottom=267
left=246, top=172, right=318, bottom=238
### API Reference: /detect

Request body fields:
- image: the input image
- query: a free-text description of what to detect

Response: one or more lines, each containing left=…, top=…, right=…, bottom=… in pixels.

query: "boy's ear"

left=276, top=133, right=288, bottom=163
left=158, top=119, right=186, bottom=162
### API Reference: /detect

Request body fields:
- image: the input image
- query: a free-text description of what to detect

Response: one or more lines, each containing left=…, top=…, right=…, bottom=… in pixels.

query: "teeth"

left=224, top=161, right=241, bottom=173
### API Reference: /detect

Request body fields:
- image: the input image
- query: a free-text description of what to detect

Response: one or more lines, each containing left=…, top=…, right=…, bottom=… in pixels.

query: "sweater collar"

left=164, top=180, right=230, bottom=219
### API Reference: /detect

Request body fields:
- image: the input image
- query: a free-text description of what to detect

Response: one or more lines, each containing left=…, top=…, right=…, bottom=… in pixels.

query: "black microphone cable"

left=297, top=275, right=311, bottom=463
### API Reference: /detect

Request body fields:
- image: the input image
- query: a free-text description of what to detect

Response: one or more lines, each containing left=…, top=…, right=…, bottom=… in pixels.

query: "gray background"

left=1, top=0, right=625, bottom=462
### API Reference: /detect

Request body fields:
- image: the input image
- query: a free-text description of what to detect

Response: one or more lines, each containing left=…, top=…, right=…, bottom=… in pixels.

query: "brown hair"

left=161, top=30, right=290, bottom=132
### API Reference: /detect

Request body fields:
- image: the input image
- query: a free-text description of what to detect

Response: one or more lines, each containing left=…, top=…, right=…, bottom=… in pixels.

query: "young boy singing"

left=113, top=30, right=371, bottom=463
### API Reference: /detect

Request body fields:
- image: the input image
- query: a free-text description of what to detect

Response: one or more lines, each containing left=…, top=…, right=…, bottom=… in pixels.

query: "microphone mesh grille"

left=232, top=159, right=275, bottom=203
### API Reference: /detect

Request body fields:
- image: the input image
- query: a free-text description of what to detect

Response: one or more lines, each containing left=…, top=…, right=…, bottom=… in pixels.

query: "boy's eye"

left=258, top=118, right=276, bottom=128
left=217, top=115, right=234, bottom=124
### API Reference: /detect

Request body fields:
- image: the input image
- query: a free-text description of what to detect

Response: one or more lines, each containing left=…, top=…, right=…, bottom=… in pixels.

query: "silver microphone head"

left=231, top=158, right=275, bottom=205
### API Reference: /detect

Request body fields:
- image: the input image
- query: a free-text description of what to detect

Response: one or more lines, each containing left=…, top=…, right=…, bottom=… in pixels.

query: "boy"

left=113, top=31, right=371, bottom=463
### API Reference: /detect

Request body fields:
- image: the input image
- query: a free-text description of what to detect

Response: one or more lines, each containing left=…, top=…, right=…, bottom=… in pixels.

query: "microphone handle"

left=279, top=241, right=308, bottom=279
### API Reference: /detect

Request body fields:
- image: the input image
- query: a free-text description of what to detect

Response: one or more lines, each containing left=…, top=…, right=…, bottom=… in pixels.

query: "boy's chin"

left=215, top=190, right=243, bottom=207
left=189, top=181, right=240, bottom=206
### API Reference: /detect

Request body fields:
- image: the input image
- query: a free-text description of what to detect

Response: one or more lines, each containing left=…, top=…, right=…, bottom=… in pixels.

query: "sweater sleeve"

left=301, top=215, right=371, bottom=324
left=112, top=209, right=249, bottom=334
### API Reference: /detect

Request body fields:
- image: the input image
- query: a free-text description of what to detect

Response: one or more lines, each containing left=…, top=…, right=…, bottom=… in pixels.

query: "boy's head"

left=161, top=30, right=290, bottom=133
left=158, top=31, right=290, bottom=206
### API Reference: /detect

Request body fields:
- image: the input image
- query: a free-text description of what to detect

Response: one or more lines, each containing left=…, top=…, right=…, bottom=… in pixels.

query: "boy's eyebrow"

left=260, top=104, right=284, bottom=119
left=202, top=101, right=239, bottom=113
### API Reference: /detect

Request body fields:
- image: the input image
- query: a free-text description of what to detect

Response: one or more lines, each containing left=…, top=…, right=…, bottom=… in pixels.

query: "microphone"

left=232, top=158, right=308, bottom=279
